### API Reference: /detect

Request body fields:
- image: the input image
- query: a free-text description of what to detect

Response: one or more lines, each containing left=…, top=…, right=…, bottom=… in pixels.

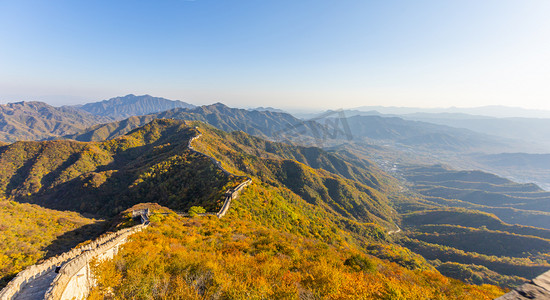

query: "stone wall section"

left=43, top=223, right=147, bottom=300
left=187, top=128, right=252, bottom=218
left=0, top=217, right=148, bottom=300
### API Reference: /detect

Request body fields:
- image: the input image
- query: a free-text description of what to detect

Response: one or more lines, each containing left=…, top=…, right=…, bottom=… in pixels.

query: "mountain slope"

left=188, top=125, right=396, bottom=227
left=0, top=119, right=239, bottom=215
left=64, top=115, right=156, bottom=142
left=87, top=209, right=504, bottom=299
left=65, top=103, right=317, bottom=142
left=0, top=101, right=113, bottom=142
left=76, top=94, right=195, bottom=119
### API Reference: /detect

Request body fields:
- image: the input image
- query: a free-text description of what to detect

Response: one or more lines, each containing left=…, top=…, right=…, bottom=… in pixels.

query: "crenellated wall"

left=0, top=244, right=87, bottom=300
left=44, top=223, right=147, bottom=300
left=216, top=178, right=252, bottom=218
left=0, top=216, right=148, bottom=300
left=187, top=128, right=252, bottom=218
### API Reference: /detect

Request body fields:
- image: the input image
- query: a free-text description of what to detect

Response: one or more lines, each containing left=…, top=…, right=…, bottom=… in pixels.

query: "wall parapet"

left=0, top=218, right=148, bottom=300
left=44, top=223, right=147, bottom=300
left=187, top=128, right=252, bottom=218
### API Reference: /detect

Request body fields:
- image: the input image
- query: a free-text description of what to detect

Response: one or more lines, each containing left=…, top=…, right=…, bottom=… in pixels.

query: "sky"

left=0, top=0, right=549, bottom=110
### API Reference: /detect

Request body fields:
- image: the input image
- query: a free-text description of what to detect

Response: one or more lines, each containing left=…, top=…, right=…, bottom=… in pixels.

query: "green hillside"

left=403, top=209, right=550, bottom=239
left=187, top=125, right=397, bottom=228
left=0, top=119, right=239, bottom=215
left=65, top=103, right=314, bottom=142
left=64, top=115, right=155, bottom=142
left=399, top=164, right=550, bottom=228
left=396, top=198, right=550, bottom=284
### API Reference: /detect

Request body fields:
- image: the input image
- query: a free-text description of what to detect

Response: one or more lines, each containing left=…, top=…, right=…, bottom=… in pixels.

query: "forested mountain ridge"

left=63, top=115, right=156, bottom=142
left=187, top=125, right=397, bottom=227
left=1, top=116, right=547, bottom=297
left=66, top=102, right=517, bottom=156
left=0, top=95, right=193, bottom=143
left=0, top=119, right=239, bottom=215
left=66, top=102, right=316, bottom=142
left=0, top=101, right=113, bottom=142
left=75, top=94, right=195, bottom=119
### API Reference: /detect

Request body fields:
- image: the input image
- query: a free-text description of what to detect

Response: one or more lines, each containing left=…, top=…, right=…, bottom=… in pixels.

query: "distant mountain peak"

left=250, top=106, right=287, bottom=113
left=76, top=94, right=195, bottom=119
left=209, top=102, right=229, bottom=108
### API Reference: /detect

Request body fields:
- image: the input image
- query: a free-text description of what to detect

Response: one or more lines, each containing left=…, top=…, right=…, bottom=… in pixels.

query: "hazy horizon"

left=4, top=93, right=550, bottom=119
left=1, top=1, right=549, bottom=110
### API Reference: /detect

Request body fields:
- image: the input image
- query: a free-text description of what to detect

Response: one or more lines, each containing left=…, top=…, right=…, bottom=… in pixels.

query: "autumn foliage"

left=89, top=213, right=504, bottom=299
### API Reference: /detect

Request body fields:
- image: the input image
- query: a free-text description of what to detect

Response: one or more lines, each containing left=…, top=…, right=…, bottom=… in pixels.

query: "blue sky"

left=1, top=0, right=549, bottom=109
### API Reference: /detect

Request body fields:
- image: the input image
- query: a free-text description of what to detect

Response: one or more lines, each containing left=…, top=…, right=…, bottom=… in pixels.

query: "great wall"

left=186, top=128, right=252, bottom=218
left=0, top=212, right=149, bottom=300
left=0, top=127, right=251, bottom=300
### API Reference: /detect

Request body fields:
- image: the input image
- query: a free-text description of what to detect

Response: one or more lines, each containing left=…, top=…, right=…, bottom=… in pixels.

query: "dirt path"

left=388, top=225, right=401, bottom=235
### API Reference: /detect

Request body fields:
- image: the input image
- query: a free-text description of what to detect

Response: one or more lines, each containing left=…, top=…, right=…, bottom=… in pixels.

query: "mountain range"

left=1, top=95, right=549, bottom=189
left=0, top=118, right=518, bottom=296
left=350, top=105, right=550, bottom=118
left=2, top=94, right=550, bottom=297
left=0, top=101, right=113, bottom=142
left=0, top=94, right=194, bottom=142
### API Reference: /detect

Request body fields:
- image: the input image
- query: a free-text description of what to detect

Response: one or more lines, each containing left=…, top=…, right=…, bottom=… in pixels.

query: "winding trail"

left=388, top=225, right=401, bottom=235
left=187, top=128, right=252, bottom=218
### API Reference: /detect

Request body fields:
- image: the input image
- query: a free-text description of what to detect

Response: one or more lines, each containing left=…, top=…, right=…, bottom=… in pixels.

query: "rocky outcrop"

left=496, top=270, right=550, bottom=299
